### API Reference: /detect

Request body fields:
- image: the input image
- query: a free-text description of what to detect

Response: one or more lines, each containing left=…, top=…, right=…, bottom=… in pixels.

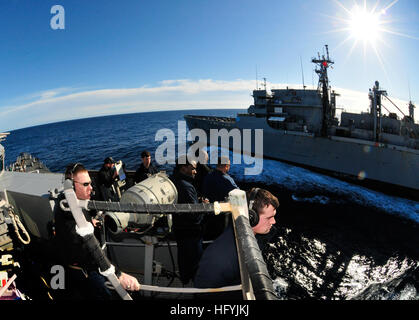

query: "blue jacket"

left=170, top=171, right=203, bottom=235
left=202, top=169, right=238, bottom=202
left=134, top=163, right=158, bottom=183
left=98, top=165, right=115, bottom=188
left=194, top=225, right=241, bottom=288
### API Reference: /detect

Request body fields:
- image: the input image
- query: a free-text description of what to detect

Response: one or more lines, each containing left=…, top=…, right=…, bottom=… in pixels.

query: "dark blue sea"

left=3, top=109, right=419, bottom=300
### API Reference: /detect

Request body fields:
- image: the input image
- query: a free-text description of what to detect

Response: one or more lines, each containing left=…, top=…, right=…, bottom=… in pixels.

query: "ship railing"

left=60, top=188, right=277, bottom=300
left=185, top=115, right=235, bottom=122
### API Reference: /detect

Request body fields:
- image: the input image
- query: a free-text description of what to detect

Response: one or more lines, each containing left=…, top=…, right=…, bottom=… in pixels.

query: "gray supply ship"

left=185, top=46, right=419, bottom=198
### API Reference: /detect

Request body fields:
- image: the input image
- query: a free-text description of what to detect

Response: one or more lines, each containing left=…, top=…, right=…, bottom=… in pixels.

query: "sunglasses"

left=74, top=181, right=92, bottom=187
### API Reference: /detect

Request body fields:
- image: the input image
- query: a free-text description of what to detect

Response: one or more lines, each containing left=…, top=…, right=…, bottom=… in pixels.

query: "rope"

left=40, top=276, right=54, bottom=300
left=0, top=274, right=17, bottom=298
left=139, top=284, right=242, bottom=293
left=8, top=208, right=30, bottom=245
left=104, top=281, right=241, bottom=294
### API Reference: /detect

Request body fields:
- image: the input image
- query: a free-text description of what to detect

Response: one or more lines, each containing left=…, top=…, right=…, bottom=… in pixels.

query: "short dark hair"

left=104, top=157, right=114, bottom=164
left=65, top=163, right=87, bottom=180
left=246, top=188, right=279, bottom=215
left=175, top=155, right=196, bottom=170
left=141, top=150, right=151, bottom=158
left=217, top=156, right=230, bottom=167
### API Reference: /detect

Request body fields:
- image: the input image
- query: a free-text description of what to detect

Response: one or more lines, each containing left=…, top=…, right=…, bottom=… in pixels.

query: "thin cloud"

left=0, top=79, right=411, bottom=132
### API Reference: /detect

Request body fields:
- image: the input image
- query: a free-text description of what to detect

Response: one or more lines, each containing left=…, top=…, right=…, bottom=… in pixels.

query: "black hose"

left=166, top=239, right=179, bottom=281
left=234, top=215, right=278, bottom=300
left=83, top=233, right=112, bottom=273
left=87, top=200, right=217, bottom=215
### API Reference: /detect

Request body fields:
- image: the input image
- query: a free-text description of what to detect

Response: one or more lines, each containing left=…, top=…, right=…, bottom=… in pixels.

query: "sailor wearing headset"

left=53, top=163, right=139, bottom=299
left=194, top=187, right=278, bottom=299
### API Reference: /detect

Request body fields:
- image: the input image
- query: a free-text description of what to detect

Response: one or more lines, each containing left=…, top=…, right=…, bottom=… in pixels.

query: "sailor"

left=133, top=150, right=158, bottom=184
left=202, top=156, right=238, bottom=202
left=202, top=156, right=239, bottom=238
left=97, top=157, right=119, bottom=201
left=170, top=156, right=207, bottom=285
left=192, top=148, right=212, bottom=198
left=54, top=163, right=140, bottom=299
left=194, top=188, right=278, bottom=299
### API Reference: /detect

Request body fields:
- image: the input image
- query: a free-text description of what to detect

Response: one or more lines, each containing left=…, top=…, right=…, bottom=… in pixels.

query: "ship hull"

left=185, top=115, right=419, bottom=197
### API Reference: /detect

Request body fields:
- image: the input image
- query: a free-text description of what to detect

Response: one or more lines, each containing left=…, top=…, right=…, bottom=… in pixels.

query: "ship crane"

left=382, top=95, right=406, bottom=118
left=369, top=81, right=416, bottom=141
left=383, top=95, right=417, bottom=124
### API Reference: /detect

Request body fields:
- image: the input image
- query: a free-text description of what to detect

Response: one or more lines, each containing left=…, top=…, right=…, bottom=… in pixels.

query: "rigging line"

left=383, top=95, right=406, bottom=117
left=380, top=103, right=391, bottom=114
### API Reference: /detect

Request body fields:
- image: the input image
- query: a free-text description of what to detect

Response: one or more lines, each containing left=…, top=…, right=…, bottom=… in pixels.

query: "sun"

left=348, top=5, right=382, bottom=43
left=325, top=0, right=412, bottom=75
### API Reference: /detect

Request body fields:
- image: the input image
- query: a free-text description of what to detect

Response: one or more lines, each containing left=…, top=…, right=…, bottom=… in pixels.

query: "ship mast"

left=408, top=80, right=415, bottom=122
left=369, top=81, right=387, bottom=142
left=312, top=45, right=334, bottom=136
left=408, top=101, right=415, bottom=122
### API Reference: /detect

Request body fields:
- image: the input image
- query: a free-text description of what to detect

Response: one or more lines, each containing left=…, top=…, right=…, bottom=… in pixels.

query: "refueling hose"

left=62, top=179, right=132, bottom=300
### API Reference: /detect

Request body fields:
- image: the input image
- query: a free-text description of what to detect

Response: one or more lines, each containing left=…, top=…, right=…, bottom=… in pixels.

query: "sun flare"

left=326, top=0, right=417, bottom=77
left=348, top=6, right=382, bottom=42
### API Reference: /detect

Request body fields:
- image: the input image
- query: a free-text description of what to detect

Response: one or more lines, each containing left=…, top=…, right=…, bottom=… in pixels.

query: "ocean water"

left=3, top=109, right=418, bottom=300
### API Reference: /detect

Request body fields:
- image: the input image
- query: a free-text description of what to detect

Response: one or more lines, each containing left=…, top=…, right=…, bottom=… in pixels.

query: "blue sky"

left=0, top=0, right=418, bottom=131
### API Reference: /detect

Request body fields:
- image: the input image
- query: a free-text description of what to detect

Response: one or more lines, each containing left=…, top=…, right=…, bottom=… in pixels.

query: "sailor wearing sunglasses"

left=53, top=163, right=140, bottom=299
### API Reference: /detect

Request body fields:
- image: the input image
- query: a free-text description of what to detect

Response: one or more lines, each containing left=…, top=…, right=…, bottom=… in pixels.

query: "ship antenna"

left=256, top=65, right=259, bottom=90
left=300, top=55, right=306, bottom=90
left=325, top=44, right=330, bottom=61
left=408, top=79, right=412, bottom=102
left=312, top=68, right=314, bottom=87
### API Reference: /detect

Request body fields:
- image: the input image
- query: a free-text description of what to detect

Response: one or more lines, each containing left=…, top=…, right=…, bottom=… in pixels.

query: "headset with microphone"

left=67, top=163, right=91, bottom=190
left=70, top=163, right=82, bottom=180
left=65, top=162, right=95, bottom=196
left=65, top=163, right=82, bottom=187
left=247, top=187, right=260, bottom=227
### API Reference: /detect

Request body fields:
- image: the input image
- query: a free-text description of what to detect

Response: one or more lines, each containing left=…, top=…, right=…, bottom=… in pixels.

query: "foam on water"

left=209, top=146, right=419, bottom=224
